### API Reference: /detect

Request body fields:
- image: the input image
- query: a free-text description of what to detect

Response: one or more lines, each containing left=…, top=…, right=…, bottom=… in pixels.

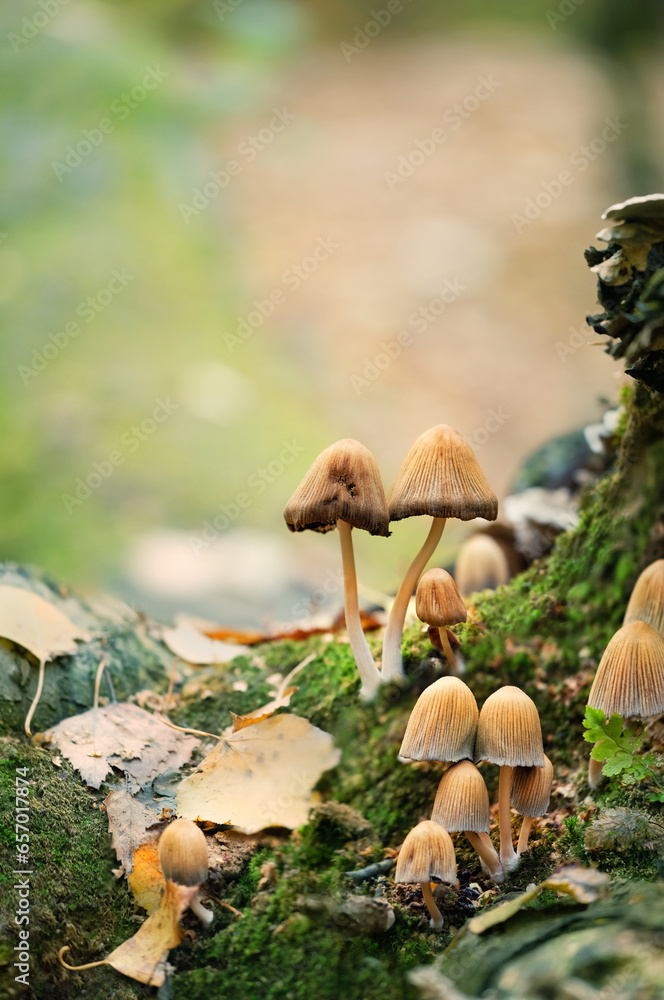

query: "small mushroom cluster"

left=586, top=559, right=664, bottom=788
left=283, top=425, right=497, bottom=700
left=395, top=677, right=553, bottom=929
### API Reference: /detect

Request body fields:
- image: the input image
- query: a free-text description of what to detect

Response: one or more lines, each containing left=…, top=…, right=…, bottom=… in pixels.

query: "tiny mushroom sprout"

left=158, top=818, right=213, bottom=925
left=474, top=685, right=545, bottom=872
left=415, top=567, right=467, bottom=674
left=510, top=754, right=554, bottom=856
left=395, top=820, right=457, bottom=931
left=431, top=760, right=502, bottom=881
left=283, top=438, right=390, bottom=701
left=399, top=676, right=478, bottom=763
left=454, top=533, right=510, bottom=599
left=586, top=620, right=664, bottom=789
left=623, top=559, right=664, bottom=637
left=383, top=425, right=497, bottom=684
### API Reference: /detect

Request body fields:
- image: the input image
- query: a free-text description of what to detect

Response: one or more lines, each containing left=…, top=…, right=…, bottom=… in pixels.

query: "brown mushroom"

left=431, top=761, right=502, bottom=880
left=416, top=567, right=467, bottom=674
left=623, top=560, right=664, bottom=637
left=511, top=755, right=554, bottom=855
left=394, top=820, right=456, bottom=931
left=454, top=533, right=510, bottom=598
left=158, top=818, right=213, bottom=925
left=399, top=676, right=478, bottom=763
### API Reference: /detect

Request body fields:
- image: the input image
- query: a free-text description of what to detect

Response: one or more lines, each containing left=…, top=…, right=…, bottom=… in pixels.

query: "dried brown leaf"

left=104, top=788, right=161, bottom=874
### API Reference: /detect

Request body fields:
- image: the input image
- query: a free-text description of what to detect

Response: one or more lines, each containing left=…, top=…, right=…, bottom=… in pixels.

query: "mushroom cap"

left=602, top=193, right=664, bottom=223
left=388, top=424, right=498, bottom=523
left=399, top=676, right=478, bottom=762
left=623, top=560, right=664, bottom=638
left=394, top=820, right=457, bottom=885
left=416, top=568, right=467, bottom=627
left=431, top=761, right=490, bottom=833
left=510, top=754, right=554, bottom=818
left=454, top=533, right=510, bottom=598
left=158, top=818, right=209, bottom=887
left=474, top=685, right=545, bottom=767
left=587, top=620, right=664, bottom=719
left=283, top=438, right=390, bottom=536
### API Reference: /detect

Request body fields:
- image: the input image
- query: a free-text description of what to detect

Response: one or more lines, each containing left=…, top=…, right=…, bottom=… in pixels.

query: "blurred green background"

left=1, top=0, right=663, bottom=624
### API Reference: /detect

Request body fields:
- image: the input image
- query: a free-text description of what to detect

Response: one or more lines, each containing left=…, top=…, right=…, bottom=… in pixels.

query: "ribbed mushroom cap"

left=587, top=620, right=664, bottom=719
left=388, top=425, right=498, bottom=523
left=416, top=568, right=467, bottom=627
left=399, top=676, right=478, bottom=762
left=511, top=755, right=554, bottom=818
left=624, top=560, right=664, bottom=638
left=431, top=761, right=490, bottom=833
left=455, top=534, right=510, bottom=598
left=475, top=686, right=545, bottom=767
left=158, top=818, right=209, bottom=887
left=394, top=820, right=456, bottom=885
left=283, top=438, right=390, bottom=536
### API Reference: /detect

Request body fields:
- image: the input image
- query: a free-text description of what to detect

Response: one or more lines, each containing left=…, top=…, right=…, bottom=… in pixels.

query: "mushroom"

left=284, top=438, right=390, bottom=701
left=383, top=425, right=497, bottom=684
left=399, top=676, right=478, bottom=763
left=586, top=620, right=664, bottom=788
left=623, top=560, right=664, bottom=637
left=158, top=818, right=213, bottom=925
left=474, top=686, right=545, bottom=872
left=415, top=567, right=467, bottom=674
left=394, top=820, right=456, bottom=931
left=431, top=761, right=502, bottom=881
left=510, top=754, right=554, bottom=856
left=454, top=533, right=510, bottom=598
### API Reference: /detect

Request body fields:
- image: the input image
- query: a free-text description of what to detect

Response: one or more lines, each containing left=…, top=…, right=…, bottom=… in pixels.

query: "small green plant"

left=583, top=706, right=664, bottom=802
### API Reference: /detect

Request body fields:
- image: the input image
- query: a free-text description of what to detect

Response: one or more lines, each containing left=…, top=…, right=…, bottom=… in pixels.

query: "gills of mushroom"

left=586, top=620, right=664, bottom=789
left=475, top=686, right=545, bottom=873
left=394, top=820, right=456, bottom=931
left=415, top=567, right=467, bottom=674
left=510, top=755, right=553, bottom=856
left=158, top=818, right=213, bottom=925
left=431, top=760, right=502, bottom=881
left=283, top=438, right=390, bottom=702
left=383, top=425, right=497, bottom=684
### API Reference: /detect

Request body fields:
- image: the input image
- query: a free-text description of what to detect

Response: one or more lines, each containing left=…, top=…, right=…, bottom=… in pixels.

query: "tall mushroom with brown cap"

left=586, top=620, right=664, bottom=788
left=394, top=820, right=456, bottom=931
left=284, top=438, right=390, bottom=701
left=383, top=425, right=497, bottom=683
left=431, top=761, right=502, bottom=880
left=475, top=685, right=545, bottom=871
left=624, top=560, right=664, bottom=637
left=416, top=567, right=467, bottom=674
left=511, top=754, right=554, bottom=856
left=158, top=818, right=213, bottom=925
left=399, top=676, right=478, bottom=763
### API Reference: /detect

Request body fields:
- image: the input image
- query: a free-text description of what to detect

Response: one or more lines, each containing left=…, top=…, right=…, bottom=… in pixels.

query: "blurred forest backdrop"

left=1, top=0, right=663, bottom=626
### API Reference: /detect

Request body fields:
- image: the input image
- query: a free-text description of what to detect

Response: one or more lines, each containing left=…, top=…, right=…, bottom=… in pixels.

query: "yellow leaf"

left=0, top=584, right=89, bottom=662
left=127, top=841, right=165, bottom=914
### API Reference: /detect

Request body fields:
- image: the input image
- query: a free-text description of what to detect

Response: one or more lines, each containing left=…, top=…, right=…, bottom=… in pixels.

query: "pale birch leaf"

left=0, top=584, right=89, bottom=661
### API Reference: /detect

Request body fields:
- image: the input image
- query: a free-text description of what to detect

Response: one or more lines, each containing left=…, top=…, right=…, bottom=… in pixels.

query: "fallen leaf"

left=44, top=702, right=199, bottom=789
left=177, top=713, right=341, bottom=834
left=0, top=584, right=90, bottom=661
left=161, top=615, right=250, bottom=665
left=223, top=654, right=314, bottom=735
left=127, top=840, right=165, bottom=913
left=104, top=788, right=162, bottom=874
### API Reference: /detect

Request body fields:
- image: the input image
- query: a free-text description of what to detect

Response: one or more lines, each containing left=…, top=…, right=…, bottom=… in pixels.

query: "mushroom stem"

left=517, top=816, right=533, bottom=856
left=588, top=755, right=604, bottom=790
left=337, top=519, right=382, bottom=701
left=24, top=658, right=45, bottom=737
left=498, top=765, right=518, bottom=870
left=382, top=517, right=446, bottom=683
left=420, top=881, right=444, bottom=931
left=465, top=831, right=502, bottom=878
left=190, top=888, right=214, bottom=926
left=438, top=628, right=463, bottom=675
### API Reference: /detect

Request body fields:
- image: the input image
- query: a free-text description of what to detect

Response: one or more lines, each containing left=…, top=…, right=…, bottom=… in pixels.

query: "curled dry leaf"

left=59, top=879, right=196, bottom=987
left=0, top=584, right=90, bottom=661
left=104, top=788, right=162, bottom=874
left=161, top=615, right=250, bottom=665
left=222, top=653, right=315, bottom=735
left=44, top=702, right=199, bottom=789
left=177, top=713, right=341, bottom=834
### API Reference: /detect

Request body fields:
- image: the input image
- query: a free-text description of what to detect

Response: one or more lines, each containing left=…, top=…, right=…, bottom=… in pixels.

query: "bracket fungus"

left=475, top=685, right=545, bottom=871
left=283, top=438, right=390, bottom=701
left=586, top=620, right=664, bottom=788
left=623, top=559, right=664, bottom=637
left=431, top=760, right=502, bottom=880
left=399, top=676, right=478, bottom=763
left=158, top=818, right=213, bottom=925
left=394, top=820, right=457, bottom=931
left=383, top=425, right=497, bottom=684
left=510, top=754, right=554, bottom=856
left=415, top=567, right=467, bottom=674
